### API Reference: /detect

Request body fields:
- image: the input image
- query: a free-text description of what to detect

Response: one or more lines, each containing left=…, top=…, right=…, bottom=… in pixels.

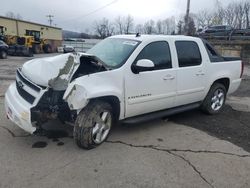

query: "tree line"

left=94, top=15, right=176, bottom=39
left=195, top=0, right=250, bottom=30
left=93, top=0, right=250, bottom=38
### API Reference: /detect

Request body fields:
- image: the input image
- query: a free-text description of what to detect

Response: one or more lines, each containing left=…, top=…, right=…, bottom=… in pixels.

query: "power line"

left=46, top=15, right=54, bottom=26
left=63, top=0, right=119, bottom=23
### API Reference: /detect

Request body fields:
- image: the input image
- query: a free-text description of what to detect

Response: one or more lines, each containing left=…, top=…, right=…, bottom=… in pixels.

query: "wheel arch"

left=211, top=77, right=230, bottom=92
left=89, top=95, right=121, bottom=122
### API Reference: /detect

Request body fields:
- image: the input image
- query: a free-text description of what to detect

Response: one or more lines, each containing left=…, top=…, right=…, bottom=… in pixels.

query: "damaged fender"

left=63, top=72, right=124, bottom=117
left=63, top=84, right=89, bottom=110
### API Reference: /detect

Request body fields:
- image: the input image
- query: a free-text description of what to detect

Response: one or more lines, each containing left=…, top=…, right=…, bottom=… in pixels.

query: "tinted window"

left=206, top=43, right=218, bottom=56
left=203, top=41, right=224, bottom=62
left=135, top=41, right=172, bottom=70
left=175, top=41, right=202, bottom=67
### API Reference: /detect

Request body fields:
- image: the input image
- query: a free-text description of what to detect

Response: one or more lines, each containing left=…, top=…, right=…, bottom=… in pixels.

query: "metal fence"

left=62, top=39, right=101, bottom=52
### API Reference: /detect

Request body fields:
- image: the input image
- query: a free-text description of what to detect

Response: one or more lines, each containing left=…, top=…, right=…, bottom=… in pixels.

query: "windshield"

left=87, top=38, right=140, bottom=68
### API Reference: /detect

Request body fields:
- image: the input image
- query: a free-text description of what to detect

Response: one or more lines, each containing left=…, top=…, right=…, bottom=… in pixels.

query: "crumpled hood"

left=21, top=53, right=82, bottom=90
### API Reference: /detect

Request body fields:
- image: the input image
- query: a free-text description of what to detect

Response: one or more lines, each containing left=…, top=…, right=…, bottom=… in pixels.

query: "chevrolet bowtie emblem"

left=17, top=81, right=24, bottom=88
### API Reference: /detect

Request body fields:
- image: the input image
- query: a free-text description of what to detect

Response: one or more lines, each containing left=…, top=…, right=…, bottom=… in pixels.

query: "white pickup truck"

left=5, top=35, right=243, bottom=149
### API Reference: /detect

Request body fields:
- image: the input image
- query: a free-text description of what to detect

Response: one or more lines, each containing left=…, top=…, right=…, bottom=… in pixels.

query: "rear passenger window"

left=135, top=41, right=172, bottom=70
left=175, top=41, right=202, bottom=67
left=203, top=41, right=224, bottom=62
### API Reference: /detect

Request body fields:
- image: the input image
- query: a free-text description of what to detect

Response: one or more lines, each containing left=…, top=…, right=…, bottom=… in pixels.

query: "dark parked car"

left=204, top=25, right=233, bottom=33
left=198, top=25, right=233, bottom=37
left=0, top=40, right=8, bottom=59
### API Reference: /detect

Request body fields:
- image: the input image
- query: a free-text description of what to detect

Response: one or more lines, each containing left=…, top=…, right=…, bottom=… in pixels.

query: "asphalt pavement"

left=0, top=55, right=250, bottom=188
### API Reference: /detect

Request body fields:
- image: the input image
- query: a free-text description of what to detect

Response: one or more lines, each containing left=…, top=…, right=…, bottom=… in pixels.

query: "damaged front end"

left=5, top=53, right=108, bottom=133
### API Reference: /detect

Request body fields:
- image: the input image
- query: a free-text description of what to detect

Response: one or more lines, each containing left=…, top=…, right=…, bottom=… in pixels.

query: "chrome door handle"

left=196, top=71, right=205, bottom=76
left=163, top=75, right=175, bottom=80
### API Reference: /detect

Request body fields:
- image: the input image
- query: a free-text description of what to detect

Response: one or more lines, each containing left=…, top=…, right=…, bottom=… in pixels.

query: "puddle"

left=32, top=141, right=48, bottom=148
left=32, top=130, right=70, bottom=148
left=57, top=142, right=64, bottom=146
left=45, top=130, right=69, bottom=139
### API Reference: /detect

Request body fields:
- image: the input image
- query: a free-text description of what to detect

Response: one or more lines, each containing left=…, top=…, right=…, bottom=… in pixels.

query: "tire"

left=201, top=83, right=227, bottom=115
left=74, top=100, right=113, bottom=149
left=0, top=50, right=7, bottom=59
left=32, top=44, right=40, bottom=54
left=43, top=44, right=52, bottom=53
left=28, top=48, right=33, bottom=57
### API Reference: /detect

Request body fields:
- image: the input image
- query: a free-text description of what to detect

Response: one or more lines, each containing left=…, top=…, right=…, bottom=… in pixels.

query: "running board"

left=122, top=102, right=201, bottom=124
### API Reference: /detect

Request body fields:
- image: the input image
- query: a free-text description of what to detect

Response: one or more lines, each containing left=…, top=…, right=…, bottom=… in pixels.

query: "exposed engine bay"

left=28, top=54, right=108, bottom=128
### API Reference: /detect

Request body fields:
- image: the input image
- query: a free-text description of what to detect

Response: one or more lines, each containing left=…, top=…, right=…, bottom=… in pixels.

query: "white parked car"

left=5, top=35, right=243, bottom=149
left=63, top=45, right=75, bottom=53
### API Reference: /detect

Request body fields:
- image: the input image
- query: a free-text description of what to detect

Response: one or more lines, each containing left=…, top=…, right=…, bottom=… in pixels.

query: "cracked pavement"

left=0, top=56, right=250, bottom=188
left=1, top=99, right=250, bottom=188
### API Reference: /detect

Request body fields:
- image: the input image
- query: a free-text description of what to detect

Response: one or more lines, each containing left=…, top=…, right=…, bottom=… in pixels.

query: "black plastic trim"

left=16, top=81, right=35, bottom=104
left=16, top=69, right=45, bottom=91
left=122, top=102, right=201, bottom=124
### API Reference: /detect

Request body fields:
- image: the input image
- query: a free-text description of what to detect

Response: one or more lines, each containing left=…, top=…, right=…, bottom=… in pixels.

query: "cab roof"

left=110, top=34, right=200, bottom=42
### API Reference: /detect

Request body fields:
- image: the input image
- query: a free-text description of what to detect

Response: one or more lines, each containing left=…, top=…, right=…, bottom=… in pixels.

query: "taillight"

left=240, top=61, right=244, bottom=78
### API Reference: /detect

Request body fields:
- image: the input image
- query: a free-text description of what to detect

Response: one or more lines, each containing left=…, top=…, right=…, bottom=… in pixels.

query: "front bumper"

left=5, top=83, right=36, bottom=134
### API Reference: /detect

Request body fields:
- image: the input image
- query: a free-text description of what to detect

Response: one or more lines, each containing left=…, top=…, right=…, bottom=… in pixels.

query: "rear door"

left=175, top=40, right=206, bottom=106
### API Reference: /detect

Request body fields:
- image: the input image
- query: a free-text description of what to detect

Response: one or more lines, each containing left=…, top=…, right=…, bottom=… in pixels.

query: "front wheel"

left=74, top=100, right=113, bottom=149
left=0, top=50, right=7, bottom=59
left=201, top=83, right=227, bottom=114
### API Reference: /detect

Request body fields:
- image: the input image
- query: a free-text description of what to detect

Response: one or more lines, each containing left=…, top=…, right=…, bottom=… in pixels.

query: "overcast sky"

left=0, top=0, right=242, bottom=32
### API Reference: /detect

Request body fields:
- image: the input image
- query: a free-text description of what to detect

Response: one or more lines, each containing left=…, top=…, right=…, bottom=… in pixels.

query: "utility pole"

left=46, top=15, right=54, bottom=26
left=184, top=0, right=191, bottom=35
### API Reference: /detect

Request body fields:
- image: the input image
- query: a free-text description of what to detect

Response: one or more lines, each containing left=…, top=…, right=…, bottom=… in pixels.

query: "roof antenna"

left=136, top=33, right=140, bottom=37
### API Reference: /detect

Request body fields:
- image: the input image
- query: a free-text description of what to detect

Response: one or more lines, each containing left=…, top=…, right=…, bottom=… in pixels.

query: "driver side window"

left=135, top=41, right=172, bottom=70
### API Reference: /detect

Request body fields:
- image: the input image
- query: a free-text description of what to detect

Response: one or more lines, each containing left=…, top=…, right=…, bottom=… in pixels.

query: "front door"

left=124, top=41, right=177, bottom=118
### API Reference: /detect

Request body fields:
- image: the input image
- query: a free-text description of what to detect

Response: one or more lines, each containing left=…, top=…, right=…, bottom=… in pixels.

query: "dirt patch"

left=170, top=105, right=250, bottom=152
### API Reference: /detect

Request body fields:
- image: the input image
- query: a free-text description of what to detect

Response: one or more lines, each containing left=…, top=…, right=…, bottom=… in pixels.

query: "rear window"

left=203, top=40, right=224, bottom=62
left=175, top=41, right=202, bottom=67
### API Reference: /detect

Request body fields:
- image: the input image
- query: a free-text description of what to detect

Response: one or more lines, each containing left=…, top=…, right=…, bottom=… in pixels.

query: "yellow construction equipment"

left=3, top=30, right=52, bottom=56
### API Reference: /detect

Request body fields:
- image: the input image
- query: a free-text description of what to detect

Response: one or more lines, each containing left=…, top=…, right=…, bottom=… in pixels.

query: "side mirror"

left=132, top=59, right=154, bottom=74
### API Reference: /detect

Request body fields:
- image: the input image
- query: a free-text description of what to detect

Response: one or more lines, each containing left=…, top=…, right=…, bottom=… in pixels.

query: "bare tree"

left=244, top=1, right=250, bottom=28
left=177, top=20, right=184, bottom=34
left=124, top=15, right=134, bottom=34
left=234, top=2, right=245, bottom=29
left=211, top=0, right=224, bottom=25
left=187, top=17, right=196, bottom=35
left=196, top=9, right=213, bottom=28
left=223, top=3, right=235, bottom=27
left=94, top=18, right=114, bottom=39
left=163, top=17, right=176, bottom=34
left=5, top=11, right=22, bottom=19
left=115, top=16, right=124, bottom=34
left=156, top=20, right=163, bottom=34
left=144, top=20, right=155, bottom=34
left=135, top=24, right=144, bottom=34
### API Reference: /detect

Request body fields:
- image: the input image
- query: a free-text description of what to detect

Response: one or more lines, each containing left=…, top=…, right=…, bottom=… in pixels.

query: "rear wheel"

left=43, top=44, right=52, bottom=53
left=201, top=83, right=226, bottom=114
left=74, top=100, right=113, bottom=149
left=0, top=50, right=7, bottom=59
